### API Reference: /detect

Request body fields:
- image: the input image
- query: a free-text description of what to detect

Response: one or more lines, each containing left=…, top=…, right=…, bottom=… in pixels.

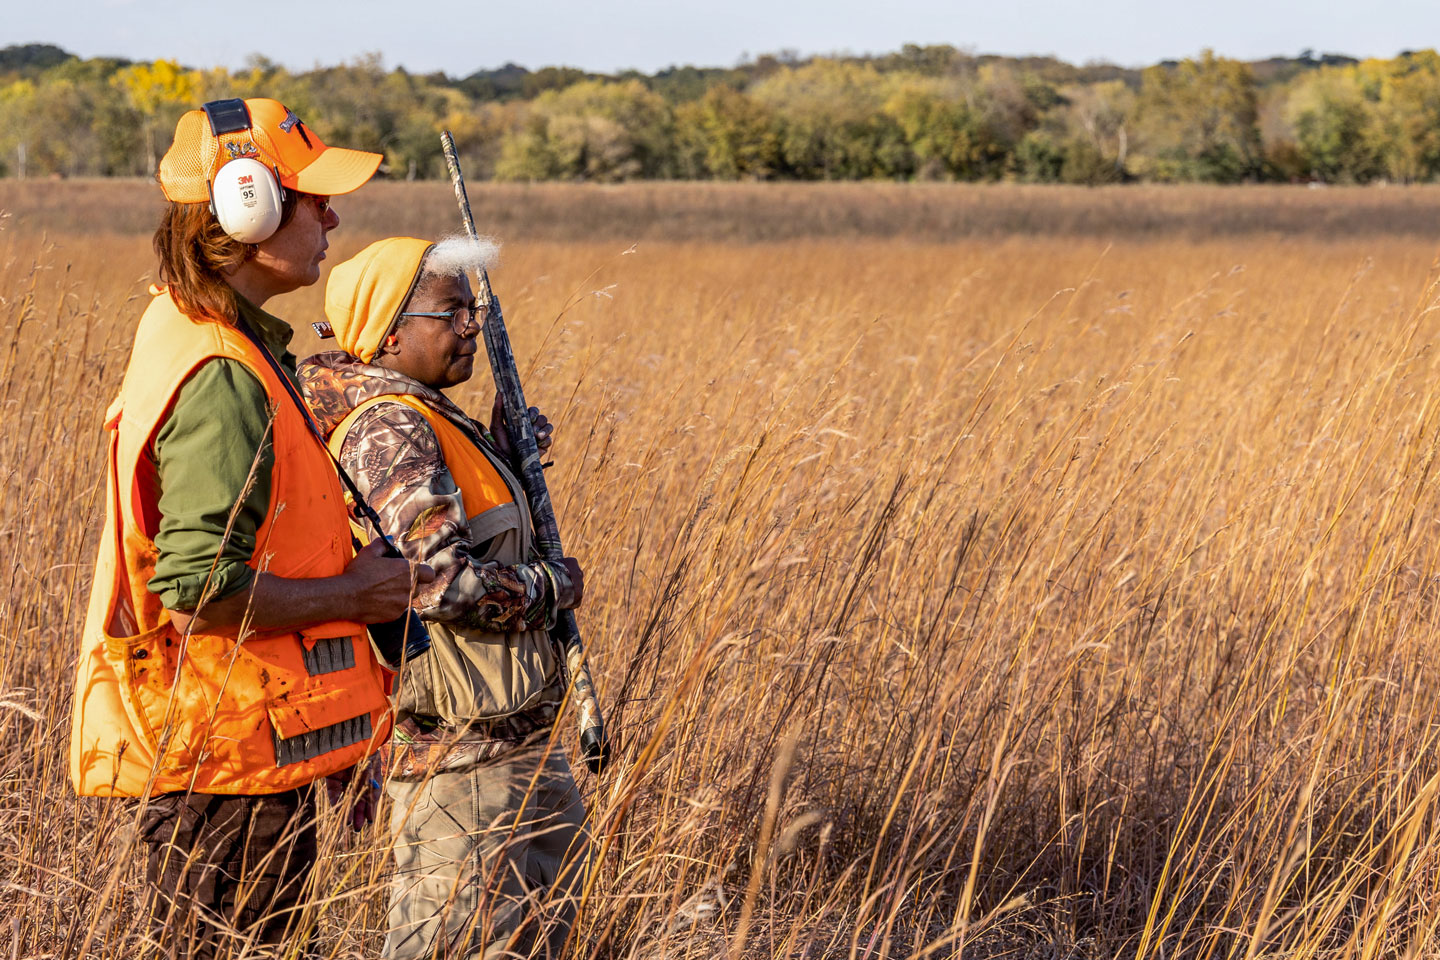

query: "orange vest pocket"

left=298, top=620, right=368, bottom=649
left=266, top=682, right=378, bottom=741
left=105, top=619, right=182, bottom=753
left=267, top=682, right=383, bottom=768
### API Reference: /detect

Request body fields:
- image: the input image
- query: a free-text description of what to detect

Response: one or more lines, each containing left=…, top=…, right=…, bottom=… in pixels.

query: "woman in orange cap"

left=300, top=236, right=588, bottom=959
left=69, top=99, right=433, bottom=955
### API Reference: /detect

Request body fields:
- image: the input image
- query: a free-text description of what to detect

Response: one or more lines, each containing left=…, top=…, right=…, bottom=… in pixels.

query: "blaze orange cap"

left=158, top=98, right=382, bottom=204
left=323, top=237, right=435, bottom=363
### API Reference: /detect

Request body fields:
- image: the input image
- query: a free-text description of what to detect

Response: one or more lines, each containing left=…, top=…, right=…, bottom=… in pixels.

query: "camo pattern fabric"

left=381, top=702, right=561, bottom=780
left=298, top=351, right=576, bottom=634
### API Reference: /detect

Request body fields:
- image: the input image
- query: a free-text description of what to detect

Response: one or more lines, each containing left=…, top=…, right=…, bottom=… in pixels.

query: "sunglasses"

left=399, top=300, right=483, bottom=337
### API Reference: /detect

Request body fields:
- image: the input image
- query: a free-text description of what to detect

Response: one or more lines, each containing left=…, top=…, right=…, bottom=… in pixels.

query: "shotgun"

left=440, top=130, right=611, bottom=773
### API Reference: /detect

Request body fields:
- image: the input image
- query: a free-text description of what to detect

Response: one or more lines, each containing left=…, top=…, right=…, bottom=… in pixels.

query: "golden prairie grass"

left=5, top=183, right=1440, bottom=957
left=10, top=179, right=1440, bottom=243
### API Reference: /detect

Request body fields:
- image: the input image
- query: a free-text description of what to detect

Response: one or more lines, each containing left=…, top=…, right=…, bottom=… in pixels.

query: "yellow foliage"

left=112, top=58, right=200, bottom=115
left=0, top=78, right=37, bottom=104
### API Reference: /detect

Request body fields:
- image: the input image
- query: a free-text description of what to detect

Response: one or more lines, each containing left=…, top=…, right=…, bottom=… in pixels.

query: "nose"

left=323, top=205, right=340, bottom=231
left=458, top=308, right=482, bottom=338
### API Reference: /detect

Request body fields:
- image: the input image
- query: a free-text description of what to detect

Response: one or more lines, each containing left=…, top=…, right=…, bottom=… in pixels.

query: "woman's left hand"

left=490, top=393, right=554, bottom=461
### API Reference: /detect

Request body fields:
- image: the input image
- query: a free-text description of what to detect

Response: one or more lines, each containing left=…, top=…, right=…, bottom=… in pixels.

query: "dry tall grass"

left=5, top=184, right=1440, bottom=958
left=11, top=179, right=1440, bottom=243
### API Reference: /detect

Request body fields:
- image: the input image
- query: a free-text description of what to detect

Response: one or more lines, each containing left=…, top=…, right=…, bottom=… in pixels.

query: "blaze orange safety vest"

left=329, top=394, right=564, bottom=725
left=328, top=393, right=516, bottom=523
left=69, top=290, right=393, bottom=797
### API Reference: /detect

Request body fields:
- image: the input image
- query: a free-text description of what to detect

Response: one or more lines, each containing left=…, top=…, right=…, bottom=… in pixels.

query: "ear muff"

left=201, top=98, right=287, bottom=244
left=210, top=157, right=285, bottom=243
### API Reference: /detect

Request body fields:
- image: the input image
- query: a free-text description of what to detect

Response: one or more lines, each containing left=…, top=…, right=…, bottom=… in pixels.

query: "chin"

left=435, top=370, right=469, bottom=391
left=287, top=266, right=322, bottom=290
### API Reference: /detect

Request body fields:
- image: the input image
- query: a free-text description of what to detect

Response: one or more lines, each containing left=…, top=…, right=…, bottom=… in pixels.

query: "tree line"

left=3, top=41, right=1438, bottom=184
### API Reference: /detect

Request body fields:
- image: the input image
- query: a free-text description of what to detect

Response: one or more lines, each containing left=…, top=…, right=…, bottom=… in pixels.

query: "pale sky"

left=8, top=0, right=1439, bottom=76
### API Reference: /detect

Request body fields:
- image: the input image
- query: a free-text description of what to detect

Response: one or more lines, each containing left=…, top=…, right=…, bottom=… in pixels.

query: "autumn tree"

left=882, top=77, right=1006, bottom=180
left=1360, top=52, right=1440, bottom=182
left=112, top=59, right=199, bottom=175
left=496, top=79, right=673, bottom=181
left=749, top=60, right=909, bottom=179
left=1285, top=68, right=1381, bottom=182
left=673, top=85, right=779, bottom=179
left=1132, top=51, right=1263, bottom=182
left=0, top=81, right=39, bottom=177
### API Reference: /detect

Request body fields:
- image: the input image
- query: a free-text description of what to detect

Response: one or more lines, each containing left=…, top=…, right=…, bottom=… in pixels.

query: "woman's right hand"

left=343, top=538, right=436, bottom=623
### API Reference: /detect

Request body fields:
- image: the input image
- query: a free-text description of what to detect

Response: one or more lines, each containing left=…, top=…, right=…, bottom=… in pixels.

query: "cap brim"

left=292, top=146, right=382, bottom=196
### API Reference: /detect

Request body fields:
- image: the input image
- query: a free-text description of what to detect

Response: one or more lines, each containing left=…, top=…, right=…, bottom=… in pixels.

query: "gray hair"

left=419, top=234, right=502, bottom=282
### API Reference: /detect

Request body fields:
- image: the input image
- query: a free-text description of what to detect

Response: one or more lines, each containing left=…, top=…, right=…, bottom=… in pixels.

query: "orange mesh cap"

left=158, top=98, right=382, bottom=204
left=325, top=237, right=435, bottom=363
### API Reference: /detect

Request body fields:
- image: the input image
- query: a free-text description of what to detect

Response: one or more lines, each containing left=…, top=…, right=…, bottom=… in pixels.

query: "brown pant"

left=135, top=786, right=317, bottom=959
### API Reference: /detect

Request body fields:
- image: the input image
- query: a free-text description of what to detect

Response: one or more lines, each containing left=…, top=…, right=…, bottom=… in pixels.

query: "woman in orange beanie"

left=301, top=236, right=588, bottom=959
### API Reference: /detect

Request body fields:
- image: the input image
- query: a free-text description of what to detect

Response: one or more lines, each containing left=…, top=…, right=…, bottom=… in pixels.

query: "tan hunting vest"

left=328, top=394, right=561, bottom=724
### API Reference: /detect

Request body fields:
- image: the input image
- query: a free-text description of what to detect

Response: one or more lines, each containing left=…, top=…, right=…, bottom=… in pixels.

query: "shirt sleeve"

left=338, top=402, right=571, bottom=633
left=146, top=358, right=275, bottom=612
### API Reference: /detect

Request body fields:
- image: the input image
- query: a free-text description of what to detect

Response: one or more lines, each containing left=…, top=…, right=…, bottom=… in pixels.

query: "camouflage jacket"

left=300, top=351, right=576, bottom=631
left=299, top=352, right=573, bottom=772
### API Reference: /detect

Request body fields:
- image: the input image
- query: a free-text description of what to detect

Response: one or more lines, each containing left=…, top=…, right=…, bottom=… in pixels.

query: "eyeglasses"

left=399, top=300, right=482, bottom=337
left=301, top=193, right=330, bottom=216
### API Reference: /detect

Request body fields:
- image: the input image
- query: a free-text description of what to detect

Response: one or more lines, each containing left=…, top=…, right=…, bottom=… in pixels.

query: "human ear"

left=370, top=333, right=401, bottom=367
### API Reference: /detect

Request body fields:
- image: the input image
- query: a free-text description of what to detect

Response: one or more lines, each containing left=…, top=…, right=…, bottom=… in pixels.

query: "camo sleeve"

left=337, top=402, right=575, bottom=633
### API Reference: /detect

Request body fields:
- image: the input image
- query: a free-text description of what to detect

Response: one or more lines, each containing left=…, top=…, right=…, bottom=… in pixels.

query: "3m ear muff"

left=209, top=157, right=285, bottom=243
left=202, top=98, right=287, bottom=244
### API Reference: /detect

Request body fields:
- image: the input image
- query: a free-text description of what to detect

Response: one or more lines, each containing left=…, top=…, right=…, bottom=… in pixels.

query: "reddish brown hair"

left=152, top=193, right=298, bottom=324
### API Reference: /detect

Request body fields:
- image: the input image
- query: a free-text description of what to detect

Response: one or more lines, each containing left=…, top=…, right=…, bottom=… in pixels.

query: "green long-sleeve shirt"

left=145, top=296, right=300, bottom=612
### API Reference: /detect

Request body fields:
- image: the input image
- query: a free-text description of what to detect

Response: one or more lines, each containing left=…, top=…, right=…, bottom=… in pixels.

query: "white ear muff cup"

left=210, top=157, right=285, bottom=244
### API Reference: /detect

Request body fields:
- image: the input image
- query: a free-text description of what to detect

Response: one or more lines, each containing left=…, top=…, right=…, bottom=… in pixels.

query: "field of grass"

left=5, top=182, right=1440, bottom=958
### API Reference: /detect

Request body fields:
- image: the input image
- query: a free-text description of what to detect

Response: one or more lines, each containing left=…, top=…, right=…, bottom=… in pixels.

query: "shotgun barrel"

left=440, top=130, right=611, bottom=773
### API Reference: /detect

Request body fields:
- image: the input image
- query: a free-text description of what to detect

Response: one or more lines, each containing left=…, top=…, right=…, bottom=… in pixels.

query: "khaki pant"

left=382, top=742, right=589, bottom=959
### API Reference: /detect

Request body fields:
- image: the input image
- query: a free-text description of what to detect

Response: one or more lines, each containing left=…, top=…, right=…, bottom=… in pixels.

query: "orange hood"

left=323, top=237, right=434, bottom=363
